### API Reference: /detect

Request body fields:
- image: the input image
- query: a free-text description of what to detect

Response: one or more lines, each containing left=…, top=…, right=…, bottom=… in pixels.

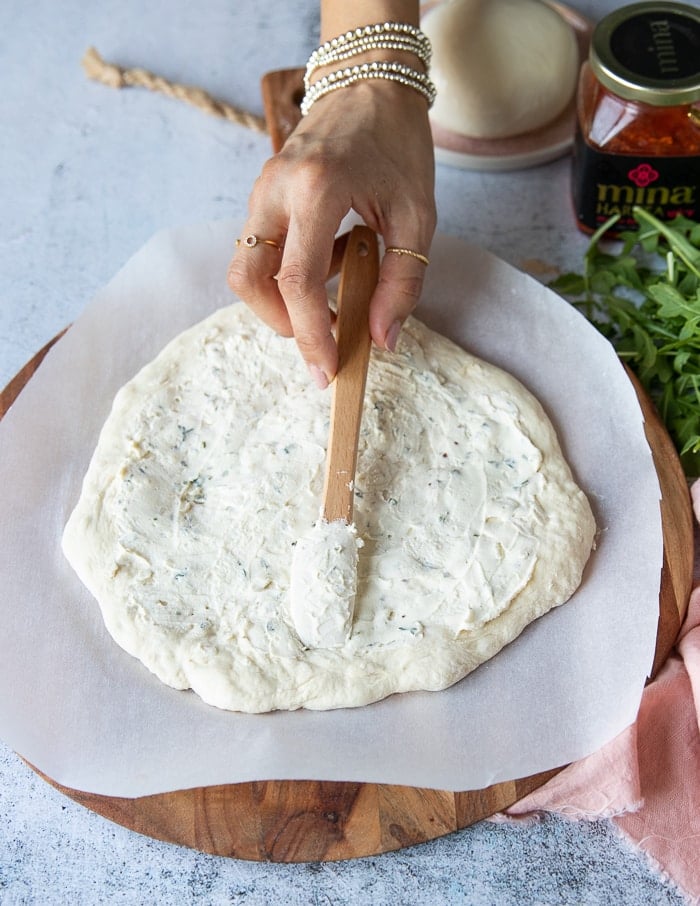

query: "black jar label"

left=572, top=132, right=700, bottom=232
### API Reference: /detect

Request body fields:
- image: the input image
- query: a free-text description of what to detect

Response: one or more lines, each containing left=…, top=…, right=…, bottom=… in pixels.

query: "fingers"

left=275, top=216, right=340, bottom=388
left=228, top=218, right=348, bottom=389
left=228, top=145, right=355, bottom=388
left=227, top=217, right=291, bottom=338
left=369, top=241, right=432, bottom=352
left=229, top=221, right=432, bottom=378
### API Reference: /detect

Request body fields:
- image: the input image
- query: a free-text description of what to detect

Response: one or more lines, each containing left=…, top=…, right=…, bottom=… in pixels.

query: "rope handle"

left=82, top=47, right=268, bottom=134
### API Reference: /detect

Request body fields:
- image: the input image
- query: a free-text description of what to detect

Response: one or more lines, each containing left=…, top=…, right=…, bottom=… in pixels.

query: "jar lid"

left=590, top=1, right=700, bottom=106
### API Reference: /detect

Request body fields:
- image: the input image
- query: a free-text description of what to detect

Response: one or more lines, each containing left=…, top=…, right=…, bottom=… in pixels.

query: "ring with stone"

left=235, top=234, right=282, bottom=250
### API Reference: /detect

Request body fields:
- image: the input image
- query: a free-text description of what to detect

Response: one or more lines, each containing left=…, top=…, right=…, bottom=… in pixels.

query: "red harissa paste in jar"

left=572, top=1, right=700, bottom=235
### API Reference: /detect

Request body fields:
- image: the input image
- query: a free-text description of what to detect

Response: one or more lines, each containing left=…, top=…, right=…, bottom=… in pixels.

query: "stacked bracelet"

left=301, top=60, right=436, bottom=115
left=301, top=21, right=436, bottom=116
left=304, top=21, right=432, bottom=89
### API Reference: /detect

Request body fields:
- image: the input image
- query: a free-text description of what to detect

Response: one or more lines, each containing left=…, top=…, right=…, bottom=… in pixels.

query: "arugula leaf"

left=551, top=206, right=700, bottom=476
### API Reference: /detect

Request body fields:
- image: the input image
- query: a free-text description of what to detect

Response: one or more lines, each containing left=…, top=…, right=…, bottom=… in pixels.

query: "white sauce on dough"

left=62, top=305, right=596, bottom=713
left=290, top=519, right=362, bottom=649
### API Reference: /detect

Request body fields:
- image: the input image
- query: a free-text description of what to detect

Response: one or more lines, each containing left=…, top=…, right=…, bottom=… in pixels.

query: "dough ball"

left=424, top=0, right=579, bottom=139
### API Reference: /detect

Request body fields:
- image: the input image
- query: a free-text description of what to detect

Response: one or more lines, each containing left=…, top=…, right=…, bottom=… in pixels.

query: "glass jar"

left=572, top=1, right=700, bottom=235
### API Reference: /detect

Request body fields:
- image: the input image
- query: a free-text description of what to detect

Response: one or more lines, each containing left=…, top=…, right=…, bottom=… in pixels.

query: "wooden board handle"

left=322, top=226, right=379, bottom=523
left=260, top=68, right=304, bottom=152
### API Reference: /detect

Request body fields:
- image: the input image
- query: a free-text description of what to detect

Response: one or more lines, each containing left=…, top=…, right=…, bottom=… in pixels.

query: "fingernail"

left=308, top=364, right=329, bottom=390
left=385, top=320, right=403, bottom=353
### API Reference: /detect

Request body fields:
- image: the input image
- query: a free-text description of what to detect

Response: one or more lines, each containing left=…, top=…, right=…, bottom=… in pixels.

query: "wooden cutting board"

left=1, top=331, right=693, bottom=861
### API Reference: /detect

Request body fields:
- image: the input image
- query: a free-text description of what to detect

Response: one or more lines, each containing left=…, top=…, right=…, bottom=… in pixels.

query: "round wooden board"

left=2, top=333, right=693, bottom=862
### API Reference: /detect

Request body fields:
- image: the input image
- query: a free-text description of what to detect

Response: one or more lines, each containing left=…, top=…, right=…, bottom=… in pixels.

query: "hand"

left=227, top=80, right=436, bottom=388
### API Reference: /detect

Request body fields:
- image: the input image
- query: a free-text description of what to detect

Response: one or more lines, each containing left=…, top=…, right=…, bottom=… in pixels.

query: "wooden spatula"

left=289, top=224, right=379, bottom=649
left=322, top=224, right=379, bottom=522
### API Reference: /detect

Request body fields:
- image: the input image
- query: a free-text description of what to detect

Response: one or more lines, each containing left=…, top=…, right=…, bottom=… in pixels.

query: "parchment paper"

left=0, top=222, right=662, bottom=797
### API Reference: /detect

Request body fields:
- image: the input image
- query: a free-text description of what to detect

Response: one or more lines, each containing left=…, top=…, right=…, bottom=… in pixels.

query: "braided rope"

left=82, top=47, right=268, bottom=134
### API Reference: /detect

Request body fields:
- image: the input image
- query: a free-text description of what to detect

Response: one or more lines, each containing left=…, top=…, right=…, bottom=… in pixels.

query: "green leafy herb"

left=550, top=206, right=700, bottom=476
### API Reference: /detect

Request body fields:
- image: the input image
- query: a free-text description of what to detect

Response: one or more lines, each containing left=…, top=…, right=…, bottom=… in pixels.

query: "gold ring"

left=384, top=246, right=430, bottom=266
left=235, top=234, right=282, bottom=250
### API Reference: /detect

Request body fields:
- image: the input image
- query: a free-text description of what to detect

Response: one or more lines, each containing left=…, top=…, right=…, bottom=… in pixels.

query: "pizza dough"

left=423, top=0, right=579, bottom=139
left=62, top=304, right=596, bottom=713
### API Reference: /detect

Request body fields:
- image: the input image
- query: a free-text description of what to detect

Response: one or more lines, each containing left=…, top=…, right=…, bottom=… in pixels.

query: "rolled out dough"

left=62, top=304, right=596, bottom=713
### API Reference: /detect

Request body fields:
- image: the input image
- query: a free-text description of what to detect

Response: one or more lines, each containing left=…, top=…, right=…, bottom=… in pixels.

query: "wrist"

left=321, top=2, right=421, bottom=38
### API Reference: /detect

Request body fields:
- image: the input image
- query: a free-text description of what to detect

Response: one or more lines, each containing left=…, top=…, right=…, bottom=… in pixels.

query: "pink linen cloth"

left=500, top=481, right=700, bottom=904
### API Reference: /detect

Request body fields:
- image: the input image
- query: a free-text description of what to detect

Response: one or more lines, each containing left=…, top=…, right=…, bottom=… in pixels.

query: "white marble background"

left=0, top=1, right=688, bottom=903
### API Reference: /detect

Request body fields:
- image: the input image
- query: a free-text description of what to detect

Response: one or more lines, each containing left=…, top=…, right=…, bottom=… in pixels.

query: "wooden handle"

left=322, top=225, right=379, bottom=523
left=259, top=68, right=304, bottom=153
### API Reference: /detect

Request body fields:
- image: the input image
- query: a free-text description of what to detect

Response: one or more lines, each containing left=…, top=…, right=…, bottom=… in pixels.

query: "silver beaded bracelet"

left=301, top=21, right=435, bottom=116
left=305, top=21, right=432, bottom=90
left=302, top=63, right=436, bottom=116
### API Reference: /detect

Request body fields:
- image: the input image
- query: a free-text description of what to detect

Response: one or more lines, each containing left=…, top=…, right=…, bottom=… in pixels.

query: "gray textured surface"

left=0, top=1, right=690, bottom=903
